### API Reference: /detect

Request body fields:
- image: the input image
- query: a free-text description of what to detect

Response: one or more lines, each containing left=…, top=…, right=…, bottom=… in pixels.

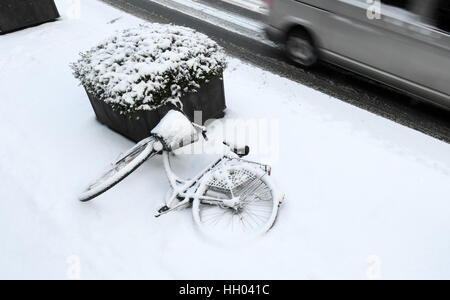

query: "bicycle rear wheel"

left=79, top=136, right=156, bottom=202
left=192, top=164, right=282, bottom=240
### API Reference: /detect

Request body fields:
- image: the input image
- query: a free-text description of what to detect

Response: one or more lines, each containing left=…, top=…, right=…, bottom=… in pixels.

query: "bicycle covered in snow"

left=80, top=110, right=284, bottom=238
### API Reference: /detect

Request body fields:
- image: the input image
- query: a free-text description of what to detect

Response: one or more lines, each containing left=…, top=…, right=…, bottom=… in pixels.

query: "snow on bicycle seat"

left=151, top=110, right=199, bottom=151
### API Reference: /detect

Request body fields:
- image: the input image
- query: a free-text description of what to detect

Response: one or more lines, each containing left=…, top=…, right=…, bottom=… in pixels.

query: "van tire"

left=285, top=28, right=318, bottom=67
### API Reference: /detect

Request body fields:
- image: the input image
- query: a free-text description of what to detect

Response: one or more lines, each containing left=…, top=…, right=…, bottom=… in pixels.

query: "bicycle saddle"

left=151, top=110, right=199, bottom=151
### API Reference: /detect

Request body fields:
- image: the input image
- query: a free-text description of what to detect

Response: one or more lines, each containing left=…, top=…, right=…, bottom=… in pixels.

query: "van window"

left=434, top=0, right=450, bottom=33
left=380, top=0, right=411, bottom=10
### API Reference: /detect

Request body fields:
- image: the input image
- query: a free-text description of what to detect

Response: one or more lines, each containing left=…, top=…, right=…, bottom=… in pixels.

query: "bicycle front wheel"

left=79, top=137, right=156, bottom=202
left=192, top=164, right=282, bottom=240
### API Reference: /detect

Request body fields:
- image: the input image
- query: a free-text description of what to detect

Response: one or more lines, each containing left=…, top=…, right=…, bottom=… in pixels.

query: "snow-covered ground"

left=1, top=0, right=450, bottom=280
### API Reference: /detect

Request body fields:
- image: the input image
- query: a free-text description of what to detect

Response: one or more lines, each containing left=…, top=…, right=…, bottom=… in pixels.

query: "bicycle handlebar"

left=223, top=142, right=250, bottom=158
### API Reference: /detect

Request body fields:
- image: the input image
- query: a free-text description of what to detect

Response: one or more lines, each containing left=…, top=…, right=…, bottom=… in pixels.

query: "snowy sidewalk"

left=1, top=0, right=450, bottom=279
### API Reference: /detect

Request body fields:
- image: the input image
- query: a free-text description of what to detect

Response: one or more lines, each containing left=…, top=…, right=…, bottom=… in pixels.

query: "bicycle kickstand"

left=155, top=200, right=189, bottom=218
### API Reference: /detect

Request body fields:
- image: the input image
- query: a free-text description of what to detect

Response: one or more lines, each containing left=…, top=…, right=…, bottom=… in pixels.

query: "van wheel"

left=285, top=29, right=317, bottom=67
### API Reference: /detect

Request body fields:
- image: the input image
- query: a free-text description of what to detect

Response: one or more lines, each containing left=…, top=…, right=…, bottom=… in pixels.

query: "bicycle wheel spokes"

left=193, top=165, right=280, bottom=239
left=87, top=143, right=148, bottom=190
left=80, top=138, right=156, bottom=202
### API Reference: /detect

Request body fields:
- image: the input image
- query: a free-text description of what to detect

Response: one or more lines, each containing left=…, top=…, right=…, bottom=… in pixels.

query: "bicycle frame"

left=152, top=115, right=273, bottom=217
left=155, top=146, right=272, bottom=217
left=155, top=150, right=229, bottom=217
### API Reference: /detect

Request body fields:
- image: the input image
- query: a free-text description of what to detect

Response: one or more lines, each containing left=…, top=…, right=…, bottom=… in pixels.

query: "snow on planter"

left=71, top=24, right=227, bottom=142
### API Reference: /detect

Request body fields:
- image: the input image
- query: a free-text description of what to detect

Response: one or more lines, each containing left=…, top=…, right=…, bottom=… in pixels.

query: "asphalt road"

left=102, top=0, right=450, bottom=144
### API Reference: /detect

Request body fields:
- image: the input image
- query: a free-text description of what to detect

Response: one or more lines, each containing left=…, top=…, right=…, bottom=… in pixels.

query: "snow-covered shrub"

left=71, top=24, right=227, bottom=114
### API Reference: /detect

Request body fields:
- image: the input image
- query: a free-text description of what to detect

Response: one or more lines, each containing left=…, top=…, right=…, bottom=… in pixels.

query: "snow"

left=151, top=110, right=198, bottom=151
left=1, top=0, right=450, bottom=280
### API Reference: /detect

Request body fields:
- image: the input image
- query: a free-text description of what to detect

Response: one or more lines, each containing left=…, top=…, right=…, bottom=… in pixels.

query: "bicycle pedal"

left=158, top=206, right=170, bottom=214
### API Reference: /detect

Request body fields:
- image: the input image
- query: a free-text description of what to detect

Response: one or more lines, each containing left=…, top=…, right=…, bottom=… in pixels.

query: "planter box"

left=86, top=76, right=227, bottom=142
left=0, top=0, right=60, bottom=34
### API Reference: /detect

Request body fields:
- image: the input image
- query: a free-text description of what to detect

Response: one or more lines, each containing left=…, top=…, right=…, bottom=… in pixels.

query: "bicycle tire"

left=79, top=137, right=156, bottom=202
left=192, top=163, right=283, bottom=240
